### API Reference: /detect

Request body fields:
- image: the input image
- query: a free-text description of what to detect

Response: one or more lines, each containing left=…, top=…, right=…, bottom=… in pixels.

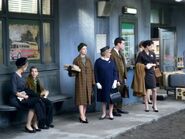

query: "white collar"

left=101, top=57, right=110, bottom=61
left=114, top=47, right=119, bottom=55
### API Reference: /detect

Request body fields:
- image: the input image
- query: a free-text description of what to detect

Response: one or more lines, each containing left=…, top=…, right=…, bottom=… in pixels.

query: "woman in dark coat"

left=71, top=43, right=95, bottom=123
left=136, top=40, right=159, bottom=112
left=9, top=57, right=45, bottom=133
left=26, top=66, right=54, bottom=128
left=94, top=46, right=118, bottom=120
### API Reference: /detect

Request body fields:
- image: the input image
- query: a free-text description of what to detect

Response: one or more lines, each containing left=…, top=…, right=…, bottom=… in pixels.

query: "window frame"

left=0, top=0, right=59, bottom=74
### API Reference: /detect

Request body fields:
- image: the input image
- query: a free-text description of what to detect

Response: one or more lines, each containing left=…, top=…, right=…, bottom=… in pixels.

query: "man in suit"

left=110, top=37, right=129, bottom=116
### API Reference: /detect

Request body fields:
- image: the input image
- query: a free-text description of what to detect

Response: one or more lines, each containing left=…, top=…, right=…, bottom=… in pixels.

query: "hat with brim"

left=100, top=46, right=110, bottom=53
left=15, top=57, right=28, bottom=67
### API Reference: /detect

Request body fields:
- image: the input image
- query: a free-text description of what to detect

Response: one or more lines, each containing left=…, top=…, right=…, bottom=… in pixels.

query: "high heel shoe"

left=152, top=106, right=159, bottom=112
left=79, top=117, right=88, bottom=123
left=25, top=126, right=36, bottom=133
left=99, top=115, right=106, bottom=120
left=144, top=109, right=150, bottom=112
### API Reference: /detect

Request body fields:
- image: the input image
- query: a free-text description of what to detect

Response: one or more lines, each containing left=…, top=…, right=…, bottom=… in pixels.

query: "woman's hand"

left=112, top=80, right=117, bottom=89
left=96, top=83, right=102, bottom=89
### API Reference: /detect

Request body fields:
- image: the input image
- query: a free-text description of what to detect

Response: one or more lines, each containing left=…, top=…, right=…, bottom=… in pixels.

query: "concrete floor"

left=1, top=92, right=185, bottom=139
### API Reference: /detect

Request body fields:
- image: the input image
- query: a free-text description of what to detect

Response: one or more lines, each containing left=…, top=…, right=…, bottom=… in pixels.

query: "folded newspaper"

left=64, top=64, right=81, bottom=72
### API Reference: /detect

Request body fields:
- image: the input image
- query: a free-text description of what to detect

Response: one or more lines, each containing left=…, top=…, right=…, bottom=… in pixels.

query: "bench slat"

left=48, top=95, right=72, bottom=103
left=0, top=105, right=17, bottom=112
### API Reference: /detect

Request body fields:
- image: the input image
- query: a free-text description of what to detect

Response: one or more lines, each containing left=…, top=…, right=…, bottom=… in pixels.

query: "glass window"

left=43, top=22, right=52, bottom=63
left=150, top=9, right=160, bottom=24
left=9, top=20, right=40, bottom=61
left=8, top=0, right=38, bottom=14
left=0, top=0, right=2, bottom=11
left=121, top=23, right=135, bottom=66
left=0, top=21, right=3, bottom=64
left=42, top=0, right=50, bottom=15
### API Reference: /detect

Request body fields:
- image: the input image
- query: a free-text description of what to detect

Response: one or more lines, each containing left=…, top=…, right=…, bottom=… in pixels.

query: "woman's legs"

left=144, top=90, right=149, bottom=111
left=26, top=109, right=35, bottom=130
left=32, top=113, right=39, bottom=129
left=83, top=105, right=87, bottom=119
left=101, top=102, right=107, bottom=118
left=109, top=104, right=114, bottom=118
left=79, top=105, right=86, bottom=121
left=147, top=89, right=152, bottom=103
left=152, top=88, right=158, bottom=110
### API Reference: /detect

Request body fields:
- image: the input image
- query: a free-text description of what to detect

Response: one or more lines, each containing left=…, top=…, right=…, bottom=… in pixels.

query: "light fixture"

left=175, top=0, right=182, bottom=1
left=122, top=6, right=137, bottom=14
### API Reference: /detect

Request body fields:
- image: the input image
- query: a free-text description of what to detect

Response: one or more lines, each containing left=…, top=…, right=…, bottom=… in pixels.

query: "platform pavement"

left=1, top=94, right=185, bottom=139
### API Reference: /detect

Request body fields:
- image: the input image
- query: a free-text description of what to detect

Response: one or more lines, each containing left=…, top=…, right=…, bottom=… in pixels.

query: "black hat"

left=100, top=46, right=110, bottom=53
left=77, top=43, right=87, bottom=51
left=15, top=57, right=28, bottom=67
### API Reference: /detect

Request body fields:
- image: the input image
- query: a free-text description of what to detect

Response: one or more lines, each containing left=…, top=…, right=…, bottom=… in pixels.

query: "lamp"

left=175, top=0, right=183, bottom=2
left=122, top=6, right=137, bottom=14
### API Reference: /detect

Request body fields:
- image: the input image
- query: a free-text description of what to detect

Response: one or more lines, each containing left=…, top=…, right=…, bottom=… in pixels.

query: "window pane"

left=0, top=21, right=3, bottom=64
left=0, top=0, right=2, bottom=11
left=150, top=9, right=160, bottom=24
left=9, top=20, right=40, bottom=62
left=8, top=0, right=38, bottom=14
left=42, top=0, right=50, bottom=15
left=43, top=22, right=52, bottom=63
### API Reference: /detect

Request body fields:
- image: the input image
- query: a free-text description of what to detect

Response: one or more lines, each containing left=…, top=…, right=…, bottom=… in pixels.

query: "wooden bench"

left=0, top=94, right=72, bottom=112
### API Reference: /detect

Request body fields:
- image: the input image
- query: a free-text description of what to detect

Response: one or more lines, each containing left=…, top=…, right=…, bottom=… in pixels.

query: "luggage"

left=168, top=73, right=185, bottom=87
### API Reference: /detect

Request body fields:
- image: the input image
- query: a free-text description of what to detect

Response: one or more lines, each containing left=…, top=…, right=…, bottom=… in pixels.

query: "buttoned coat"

left=111, top=48, right=127, bottom=83
left=73, top=55, right=95, bottom=105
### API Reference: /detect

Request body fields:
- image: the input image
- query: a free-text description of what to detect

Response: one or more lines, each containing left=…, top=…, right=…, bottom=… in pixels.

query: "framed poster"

left=9, top=20, right=40, bottom=61
left=119, top=15, right=138, bottom=67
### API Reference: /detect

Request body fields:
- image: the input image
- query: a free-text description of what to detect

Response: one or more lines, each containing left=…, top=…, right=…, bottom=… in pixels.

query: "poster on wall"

left=121, top=23, right=135, bottom=66
left=9, top=20, right=40, bottom=61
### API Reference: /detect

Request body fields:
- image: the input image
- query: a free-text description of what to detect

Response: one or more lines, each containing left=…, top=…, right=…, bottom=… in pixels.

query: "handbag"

left=154, top=67, right=162, bottom=78
left=110, top=89, right=122, bottom=104
left=118, top=84, right=129, bottom=98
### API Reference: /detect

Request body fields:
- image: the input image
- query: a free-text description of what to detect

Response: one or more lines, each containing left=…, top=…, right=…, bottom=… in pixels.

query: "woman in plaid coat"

left=72, top=43, right=95, bottom=123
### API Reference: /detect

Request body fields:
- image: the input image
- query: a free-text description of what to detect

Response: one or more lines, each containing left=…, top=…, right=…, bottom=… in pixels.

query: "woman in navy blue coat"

left=136, top=40, right=159, bottom=112
left=94, top=46, right=118, bottom=120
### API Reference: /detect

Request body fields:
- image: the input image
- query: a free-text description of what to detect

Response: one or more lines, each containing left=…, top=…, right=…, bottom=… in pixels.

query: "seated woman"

left=26, top=66, right=54, bottom=128
left=9, top=57, right=46, bottom=133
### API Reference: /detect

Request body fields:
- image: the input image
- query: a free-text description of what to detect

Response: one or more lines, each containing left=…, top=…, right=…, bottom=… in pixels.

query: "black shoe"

left=40, top=125, right=49, bottom=129
left=144, top=109, right=150, bottom=112
left=148, top=101, right=152, bottom=104
left=99, top=115, right=106, bottom=120
left=79, top=117, right=88, bottom=123
left=109, top=117, right=114, bottom=120
left=25, top=126, right=36, bottom=133
left=49, top=124, right=54, bottom=128
left=113, top=112, right=122, bottom=117
left=152, top=106, right=159, bottom=112
left=31, top=125, right=41, bottom=132
left=117, top=109, right=129, bottom=114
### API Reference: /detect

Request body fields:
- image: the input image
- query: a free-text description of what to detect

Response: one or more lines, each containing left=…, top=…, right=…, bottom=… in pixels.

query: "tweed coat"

left=111, top=48, right=127, bottom=84
left=73, top=55, right=95, bottom=105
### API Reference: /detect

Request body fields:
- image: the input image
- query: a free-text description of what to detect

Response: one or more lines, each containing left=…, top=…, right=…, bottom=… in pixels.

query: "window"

left=43, top=22, right=52, bottom=63
left=0, top=0, right=2, bottom=11
left=9, top=20, right=40, bottom=61
left=150, top=9, right=160, bottom=24
left=0, top=0, right=56, bottom=66
left=42, top=0, right=51, bottom=15
left=0, top=21, right=2, bottom=64
left=8, top=0, right=38, bottom=14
